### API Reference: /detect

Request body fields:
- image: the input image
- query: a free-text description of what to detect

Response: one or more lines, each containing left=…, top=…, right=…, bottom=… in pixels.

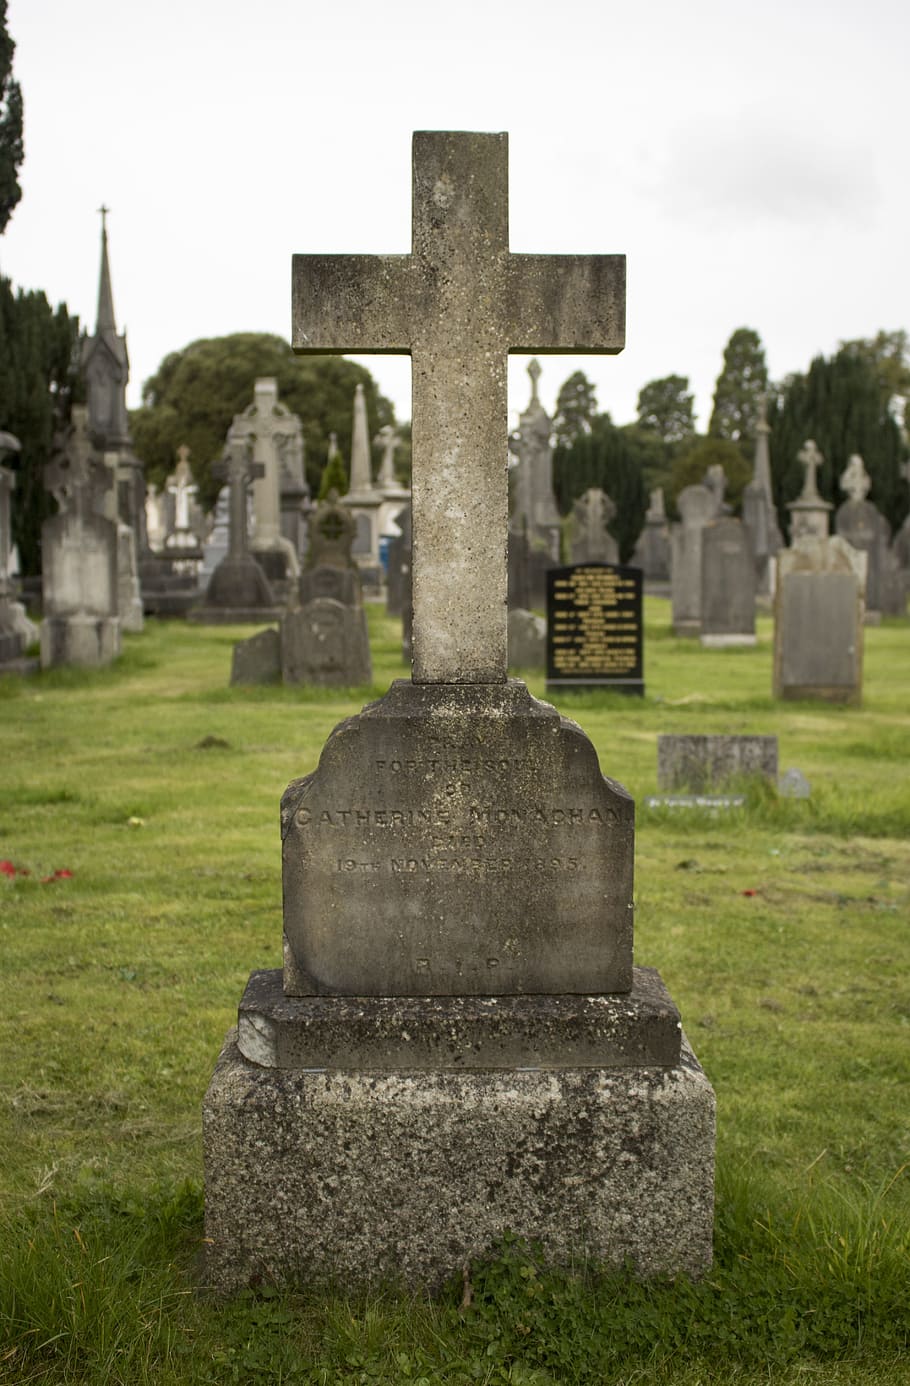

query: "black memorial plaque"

left=546, top=563, right=644, bottom=695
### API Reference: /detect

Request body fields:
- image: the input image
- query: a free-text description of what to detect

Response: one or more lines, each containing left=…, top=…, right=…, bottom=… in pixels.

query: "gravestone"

left=204, top=130, right=713, bottom=1291
left=342, top=383, right=383, bottom=589
left=39, top=407, right=121, bottom=668
left=299, top=490, right=363, bottom=608
left=200, top=487, right=230, bottom=582
left=741, top=396, right=783, bottom=597
left=699, top=517, right=757, bottom=646
left=163, top=447, right=204, bottom=564
left=834, top=454, right=892, bottom=621
left=507, top=607, right=545, bottom=669
left=230, top=627, right=281, bottom=685
left=229, top=379, right=302, bottom=584
left=0, top=439, right=37, bottom=672
left=385, top=503, right=411, bottom=619
left=280, top=597, right=372, bottom=686
left=195, top=436, right=278, bottom=622
left=788, top=440, right=832, bottom=542
left=507, top=518, right=532, bottom=609
left=773, top=535, right=866, bottom=703
left=670, top=482, right=718, bottom=635
left=510, top=359, right=561, bottom=606
left=631, top=486, right=671, bottom=582
left=99, top=449, right=144, bottom=634
left=546, top=562, right=644, bottom=695
left=569, top=487, right=619, bottom=564
left=375, top=424, right=411, bottom=548
left=657, top=735, right=778, bottom=792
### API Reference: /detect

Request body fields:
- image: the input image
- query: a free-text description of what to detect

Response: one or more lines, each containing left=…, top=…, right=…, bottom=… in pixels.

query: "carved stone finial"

left=797, top=440, right=825, bottom=502
left=527, top=358, right=542, bottom=404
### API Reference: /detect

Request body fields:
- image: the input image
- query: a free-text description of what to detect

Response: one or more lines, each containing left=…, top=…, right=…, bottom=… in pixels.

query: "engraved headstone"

left=39, top=407, right=121, bottom=668
left=196, top=435, right=277, bottom=620
left=631, top=487, right=671, bottom=582
left=299, top=490, right=363, bottom=608
left=546, top=562, right=644, bottom=695
left=569, top=487, right=619, bottom=564
left=699, top=517, right=757, bottom=647
left=657, top=736, right=778, bottom=792
left=670, top=482, right=718, bottom=636
left=205, top=131, right=713, bottom=1293
left=280, top=597, right=371, bottom=687
left=834, top=454, right=893, bottom=620
left=773, top=535, right=866, bottom=703
left=787, top=440, right=832, bottom=542
left=230, top=626, right=281, bottom=685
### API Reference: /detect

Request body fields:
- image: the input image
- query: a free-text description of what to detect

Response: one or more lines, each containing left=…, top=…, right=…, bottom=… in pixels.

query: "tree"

left=668, top=436, right=751, bottom=515
left=708, top=328, right=768, bottom=457
left=636, top=374, right=695, bottom=446
left=552, top=414, right=648, bottom=561
left=0, top=1, right=23, bottom=235
left=553, top=370, right=597, bottom=449
left=838, top=330, right=910, bottom=424
left=130, top=334, right=397, bottom=509
left=317, top=448, right=348, bottom=499
left=0, top=279, right=81, bottom=573
left=768, top=346, right=909, bottom=536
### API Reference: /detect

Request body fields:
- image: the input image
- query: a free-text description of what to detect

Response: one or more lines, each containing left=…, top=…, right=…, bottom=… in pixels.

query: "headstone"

left=657, top=735, right=778, bottom=792
left=773, top=535, right=866, bottom=703
left=375, top=424, right=411, bottom=545
left=699, top=517, right=757, bottom=646
left=280, top=597, right=372, bottom=686
left=741, top=396, right=783, bottom=597
left=274, top=409, right=309, bottom=562
left=507, top=607, right=545, bottom=669
left=385, top=503, right=411, bottom=618
left=200, top=487, right=230, bottom=582
left=670, top=483, right=718, bottom=635
left=778, top=767, right=811, bottom=799
left=164, top=447, right=204, bottom=561
left=631, top=487, right=671, bottom=582
left=510, top=358, right=561, bottom=566
left=144, top=482, right=166, bottom=551
left=100, top=449, right=144, bottom=634
left=569, top=487, right=619, bottom=564
left=546, top=562, right=644, bottom=694
left=230, top=626, right=281, bottom=685
left=299, top=490, right=363, bottom=608
left=834, top=454, right=892, bottom=620
left=39, top=407, right=121, bottom=668
left=195, top=436, right=278, bottom=622
left=342, top=383, right=383, bottom=588
left=0, top=438, right=36, bottom=672
left=787, top=440, right=832, bottom=542
left=507, top=519, right=531, bottom=610
left=205, top=130, right=712, bottom=1292
left=228, top=379, right=302, bottom=583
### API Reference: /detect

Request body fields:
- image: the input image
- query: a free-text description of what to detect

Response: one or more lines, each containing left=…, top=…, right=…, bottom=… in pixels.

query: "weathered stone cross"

left=292, top=131, right=625, bottom=683
left=214, top=438, right=264, bottom=562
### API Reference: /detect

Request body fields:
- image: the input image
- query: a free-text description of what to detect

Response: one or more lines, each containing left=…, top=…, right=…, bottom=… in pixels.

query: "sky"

left=3, top=0, right=908, bottom=442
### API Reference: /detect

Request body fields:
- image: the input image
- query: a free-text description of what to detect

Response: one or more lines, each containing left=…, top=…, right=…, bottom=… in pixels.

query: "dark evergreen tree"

left=768, top=346, right=909, bottom=536
left=668, top=436, right=751, bottom=515
left=552, top=414, right=648, bottom=561
left=0, top=1, right=23, bottom=234
left=636, top=374, right=695, bottom=446
left=552, top=370, right=597, bottom=449
left=131, top=333, right=396, bottom=508
left=0, top=279, right=80, bottom=573
left=317, top=448, right=349, bottom=499
left=709, top=327, right=768, bottom=457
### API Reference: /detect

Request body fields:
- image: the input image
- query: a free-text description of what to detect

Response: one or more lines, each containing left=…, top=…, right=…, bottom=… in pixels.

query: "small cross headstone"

left=834, top=453, right=894, bottom=616
left=569, top=487, right=619, bottom=564
left=201, top=436, right=276, bottom=616
left=788, top=439, right=832, bottom=541
left=229, top=378, right=302, bottom=580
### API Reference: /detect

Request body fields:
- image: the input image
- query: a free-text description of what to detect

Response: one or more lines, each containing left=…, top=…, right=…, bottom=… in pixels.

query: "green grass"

left=1, top=601, right=908, bottom=1383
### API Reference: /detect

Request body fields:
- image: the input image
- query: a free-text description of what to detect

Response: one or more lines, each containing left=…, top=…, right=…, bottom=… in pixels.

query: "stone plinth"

left=281, top=680, right=634, bottom=998
left=204, top=1023, right=715, bottom=1293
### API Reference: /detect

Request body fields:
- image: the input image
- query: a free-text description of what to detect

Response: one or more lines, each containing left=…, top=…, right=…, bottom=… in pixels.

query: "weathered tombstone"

left=39, top=407, right=121, bottom=668
left=788, top=440, right=832, bottom=542
left=699, top=517, right=757, bottom=646
left=569, top=487, right=619, bottom=564
left=670, top=483, right=718, bottom=635
left=0, top=438, right=37, bottom=671
left=195, top=437, right=278, bottom=621
left=342, top=383, right=383, bottom=589
left=385, top=503, right=411, bottom=618
left=98, top=448, right=144, bottom=634
left=741, top=396, right=783, bottom=597
left=163, top=447, right=204, bottom=561
left=773, top=535, right=866, bottom=703
left=657, top=735, right=778, bottom=792
left=375, top=425, right=411, bottom=549
left=199, top=487, right=230, bottom=582
left=546, top=562, right=644, bottom=695
left=507, top=607, right=546, bottom=669
left=230, top=626, right=281, bottom=685
left=229, top=379, right=302, bottom=584
left=510, top=359, right=561, bottom=566
left=631, top=487, right=671, bottom=583
left=299, top=490, right=363, bottom=607
left=204, top=130, right=713, bottom=1291
left=834, top=454, right=893, bottom=621
left=280, top=597, right=372, bottom=686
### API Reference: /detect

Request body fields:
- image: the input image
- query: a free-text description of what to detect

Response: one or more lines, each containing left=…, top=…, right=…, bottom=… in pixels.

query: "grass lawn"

left=0, top=599, right=908, bottom=1384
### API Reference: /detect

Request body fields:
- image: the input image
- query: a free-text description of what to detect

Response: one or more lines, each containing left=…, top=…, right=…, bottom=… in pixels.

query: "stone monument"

left=788, top=440, right=832, bottom=542
left=670, top=481, right=719, bottom=635
left=741, top=396, right=783, bottom=597
left=342, top=383, right=384, bottom=587
left=228, top=379, right=303, bottom=585
left=773, top=535, right=866, bottom=703
left=195, top=436, right=278, bottom=621
left=375, top=424, right=411, bottom=551
left=569, top=487, right=619, bottom=564
left=298, top=489, right=363, bottom=608
left=39, top=408, right=121, bottom=668
left=509, top=359, right=561, bottom=607
left=204, top=130, right=714, bottom=1291
left=0, top=436, right=38, bottom=672
left=631, top=487, right=671, bottom=583
left=699, top=516, right=757, bottom=647
left=834, top=454, right=896, bottom=620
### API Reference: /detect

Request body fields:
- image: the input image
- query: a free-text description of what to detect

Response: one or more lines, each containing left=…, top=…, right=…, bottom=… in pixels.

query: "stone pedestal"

left=204, top=1001, right=714, bottom=1292
left=40, top=613, right=120, bottom=668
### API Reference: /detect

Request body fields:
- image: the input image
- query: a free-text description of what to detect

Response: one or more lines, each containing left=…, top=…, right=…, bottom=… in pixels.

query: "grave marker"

left=546, top=562, right=644, bottom=695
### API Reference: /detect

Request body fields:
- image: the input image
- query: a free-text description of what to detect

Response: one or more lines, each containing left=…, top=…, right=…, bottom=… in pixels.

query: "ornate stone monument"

left=204, top=131, right=714, bottom=1291
left=341, top=383, right=383, bottom=587
left=0, top=435, right=37, bottom=672
left=195, top=436, right=278, bottom=621
left=39, top=408, right=120, bottom=668
left=228, top=379, right=303, bottom=585
left=788, top=440, right=832, bottom=541
left=510, top=359, right=561, bottom=607
left=741, top=396, right=783, bottom=597
left=835, top=454, right=897, bottom=620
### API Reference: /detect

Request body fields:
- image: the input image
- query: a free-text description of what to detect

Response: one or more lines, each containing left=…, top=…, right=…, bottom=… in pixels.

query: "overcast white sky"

left=3, top=0, right=907, bottom=438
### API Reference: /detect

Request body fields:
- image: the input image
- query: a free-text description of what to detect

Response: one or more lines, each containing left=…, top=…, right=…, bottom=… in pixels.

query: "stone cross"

left=45, top=406, right=112, bottom=519
left=292, top=131, right=625, bottom=683
left=797, top=440, right=825, bottom=501
left=375, top=424, right=400, bottom=487
left=230, top=379, right=298, bottom=547
left=214, top=438, right=264, bottom=561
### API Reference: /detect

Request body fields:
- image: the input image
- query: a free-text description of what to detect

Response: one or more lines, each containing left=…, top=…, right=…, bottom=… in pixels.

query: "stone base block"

left=699, top=633, right=757, bottom=648
left=40, top=615, right=120, bottom=668
left=203, top=1028, right=715, bottom=1292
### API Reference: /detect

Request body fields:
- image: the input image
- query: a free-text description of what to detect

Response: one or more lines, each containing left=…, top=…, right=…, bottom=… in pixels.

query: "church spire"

left=96, top=205, right=117, bottom=335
